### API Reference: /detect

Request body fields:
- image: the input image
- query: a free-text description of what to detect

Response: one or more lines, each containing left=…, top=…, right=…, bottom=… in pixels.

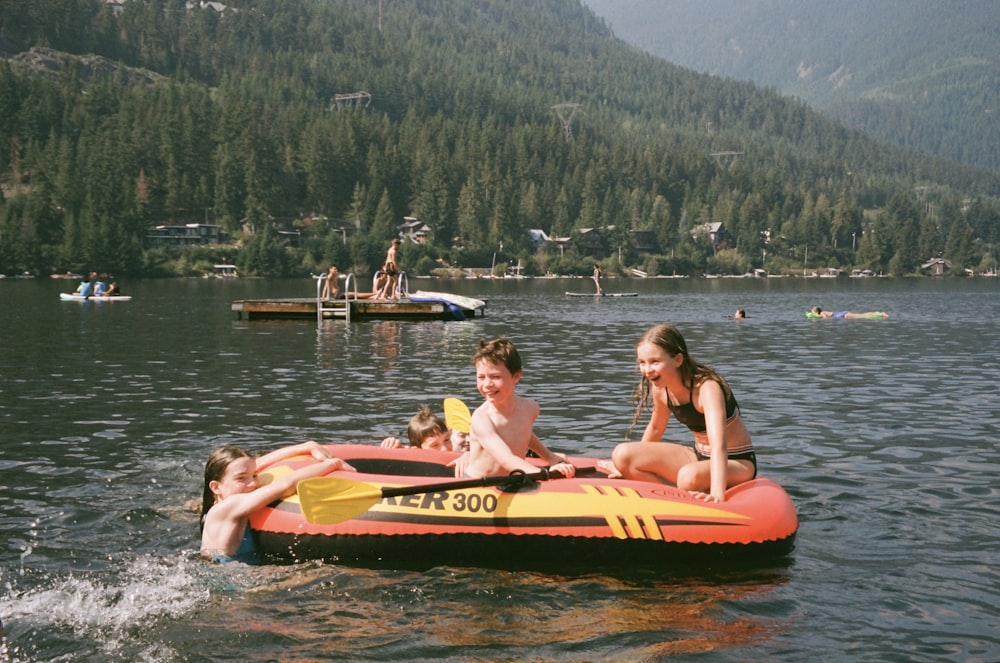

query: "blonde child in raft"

left=200, top=441, right=354, bottom=563
left=453, top=337, right=576, bottom=479
left=607, top=324, right=756, bottom=502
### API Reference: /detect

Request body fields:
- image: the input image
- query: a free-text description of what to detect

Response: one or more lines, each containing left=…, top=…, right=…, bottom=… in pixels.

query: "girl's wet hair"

left=626, top=324, right=733, bottom=440
left=200, top=445, right=253, bottom=532
left=473, top=337, right=522, bottom=375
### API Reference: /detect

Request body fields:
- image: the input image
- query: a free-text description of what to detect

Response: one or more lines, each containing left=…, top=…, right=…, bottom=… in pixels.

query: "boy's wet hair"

left=473, top=337, right=522, bottom=375
left=407, top=406, right=447, bottom=447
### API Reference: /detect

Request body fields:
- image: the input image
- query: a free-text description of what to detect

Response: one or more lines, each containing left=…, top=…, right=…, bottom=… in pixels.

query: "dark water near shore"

left=2, top=275, right=998, bottom=662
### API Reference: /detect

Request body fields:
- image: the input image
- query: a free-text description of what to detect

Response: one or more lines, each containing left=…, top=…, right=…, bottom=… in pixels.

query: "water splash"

left=1, top=554, right=209, bottom=662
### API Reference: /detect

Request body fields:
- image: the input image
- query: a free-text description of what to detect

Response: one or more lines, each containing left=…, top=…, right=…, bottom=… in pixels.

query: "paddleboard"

left=565, top=292, right=638, bottom=297
left=60, top=293, right=132, bottom=301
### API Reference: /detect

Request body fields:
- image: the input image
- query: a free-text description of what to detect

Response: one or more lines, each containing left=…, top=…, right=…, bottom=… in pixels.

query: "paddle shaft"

left=297, top=466, right=600, bottom=525
left=379, top=466, right=597, bottom=499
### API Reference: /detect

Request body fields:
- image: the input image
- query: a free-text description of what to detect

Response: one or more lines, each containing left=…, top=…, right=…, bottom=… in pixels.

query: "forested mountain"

left=1, top=0, right=998, bottom=279
left=584, top=0, right=1000, bottom=175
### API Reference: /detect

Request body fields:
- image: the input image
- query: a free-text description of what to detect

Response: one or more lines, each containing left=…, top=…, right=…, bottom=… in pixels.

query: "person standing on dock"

left=378, top=238, right=402, bottom=299
left=592, top=263, right=604, bottom=295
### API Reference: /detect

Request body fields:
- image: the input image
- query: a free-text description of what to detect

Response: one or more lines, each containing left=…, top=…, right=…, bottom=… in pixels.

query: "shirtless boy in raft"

left=453, top=338, right=576, bottom=479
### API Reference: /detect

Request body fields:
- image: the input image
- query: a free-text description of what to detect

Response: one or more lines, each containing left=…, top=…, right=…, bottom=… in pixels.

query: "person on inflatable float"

left=808, top=306, right=888, bottom=319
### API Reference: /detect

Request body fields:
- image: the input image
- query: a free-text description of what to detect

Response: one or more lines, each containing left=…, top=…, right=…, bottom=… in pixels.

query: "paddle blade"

left=443, top=397, right=471, bottom=434
left=298, top=477, right=384, bottom=525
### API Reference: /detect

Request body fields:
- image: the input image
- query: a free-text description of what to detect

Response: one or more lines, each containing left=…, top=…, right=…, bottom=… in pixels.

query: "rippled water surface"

left=2, top=276, right=998, bottom=661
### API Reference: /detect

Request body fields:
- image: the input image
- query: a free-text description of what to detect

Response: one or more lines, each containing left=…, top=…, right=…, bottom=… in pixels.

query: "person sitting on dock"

left=808, top=306, right=888, bottom=319
left=371, top=269, right=388, bottom=298
left=321, top=265, right=342, bottom=300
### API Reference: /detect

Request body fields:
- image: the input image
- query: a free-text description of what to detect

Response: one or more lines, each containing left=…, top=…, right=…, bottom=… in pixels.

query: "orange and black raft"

left=250, top=444, right=798, bottom=569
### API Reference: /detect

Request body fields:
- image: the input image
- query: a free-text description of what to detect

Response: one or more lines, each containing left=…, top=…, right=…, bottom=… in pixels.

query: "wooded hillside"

left=1, top=0, right=997, bottom=278
left=585, top=0, right=1000, bottom=175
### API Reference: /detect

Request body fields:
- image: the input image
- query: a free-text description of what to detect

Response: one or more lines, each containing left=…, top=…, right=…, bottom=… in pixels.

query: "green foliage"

left=0, top=0, right=998, bottom=279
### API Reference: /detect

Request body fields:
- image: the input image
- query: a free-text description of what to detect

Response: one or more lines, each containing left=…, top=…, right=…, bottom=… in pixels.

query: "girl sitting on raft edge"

left=604, top=324, right=756, bottom=503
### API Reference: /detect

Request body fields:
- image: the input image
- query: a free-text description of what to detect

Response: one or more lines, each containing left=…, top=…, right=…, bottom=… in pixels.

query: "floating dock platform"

left=232, top=291, right=486, bottom=322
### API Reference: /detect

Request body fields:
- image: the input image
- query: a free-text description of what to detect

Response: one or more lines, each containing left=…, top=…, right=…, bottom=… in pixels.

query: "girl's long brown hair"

left=199, top=445, right=253, bottom=533
left=626, top=325, right=733, bottom=440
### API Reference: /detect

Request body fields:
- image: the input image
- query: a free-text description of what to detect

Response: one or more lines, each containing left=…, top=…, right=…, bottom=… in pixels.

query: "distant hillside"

left=584, top=0, right=1000, bottom=174
left=0, top=0, right=997, bottom=280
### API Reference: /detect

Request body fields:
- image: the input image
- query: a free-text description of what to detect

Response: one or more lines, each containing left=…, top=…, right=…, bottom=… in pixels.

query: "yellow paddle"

left=443, top=397, right=471, bottom=434
left=298, top=467, right=595, bottom=525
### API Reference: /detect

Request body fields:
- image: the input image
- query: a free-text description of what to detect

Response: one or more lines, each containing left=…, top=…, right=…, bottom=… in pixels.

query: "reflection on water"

left=1, top=276, right=999, bottom=661
left=1, top=553, right=791, bottom=661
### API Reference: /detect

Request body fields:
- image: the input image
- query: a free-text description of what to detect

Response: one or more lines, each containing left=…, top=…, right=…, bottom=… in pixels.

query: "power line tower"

left=710, top=150, right=744, bottom=169
left=330, top=92, right=372, bottom=111
left=552, top=103, right=582, bottom=141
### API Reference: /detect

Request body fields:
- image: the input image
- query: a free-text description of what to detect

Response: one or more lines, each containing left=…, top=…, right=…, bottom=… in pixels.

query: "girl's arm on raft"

left=213, top=458, right=350, bottom=523
left=255, top=440, right=333, bottom=472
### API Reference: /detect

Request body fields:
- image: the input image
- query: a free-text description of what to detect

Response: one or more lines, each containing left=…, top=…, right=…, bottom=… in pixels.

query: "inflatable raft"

left=250, top=445, right=798, bottom=569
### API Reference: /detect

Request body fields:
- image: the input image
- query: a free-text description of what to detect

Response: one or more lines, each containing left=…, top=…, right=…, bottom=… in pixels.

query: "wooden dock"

left=232, top=293, right=486, bottom=322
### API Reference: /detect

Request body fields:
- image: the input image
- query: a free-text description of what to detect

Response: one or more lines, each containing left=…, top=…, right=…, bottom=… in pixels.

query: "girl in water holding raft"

left=200, top=442, right=354, bottom=563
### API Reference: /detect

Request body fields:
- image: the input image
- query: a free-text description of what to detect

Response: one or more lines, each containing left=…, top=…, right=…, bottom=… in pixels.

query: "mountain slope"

left=0, top=0, right=997, bottom=279
left=584, top=0, right=1000, bottom=173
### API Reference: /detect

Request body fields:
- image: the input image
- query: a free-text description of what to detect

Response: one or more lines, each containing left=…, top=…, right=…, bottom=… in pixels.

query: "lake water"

left=1, top=275, right=998, bottom=662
